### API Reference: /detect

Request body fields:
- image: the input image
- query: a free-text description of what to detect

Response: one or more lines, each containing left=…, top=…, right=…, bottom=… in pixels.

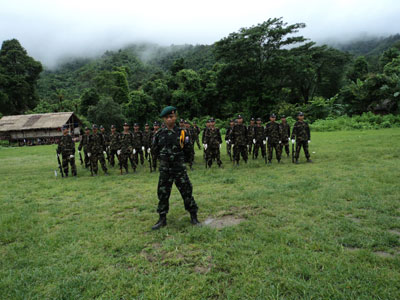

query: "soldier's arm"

left=306, top=123, right=311, bottom=140
left=217, top=129, right=222, bottom=144
left=71, top=137, right=76, bottom=154
left=57, top=138, right=62, bottom=154
left=78, top=137, right=83, bottom=151
left=287, top=125, right=291, bottom=138
left=291, top=123, right=297, bottom=140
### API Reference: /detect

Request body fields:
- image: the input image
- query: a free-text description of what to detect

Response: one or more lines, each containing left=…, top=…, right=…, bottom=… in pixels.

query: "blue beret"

left=160, top=106, right=177, bottom=118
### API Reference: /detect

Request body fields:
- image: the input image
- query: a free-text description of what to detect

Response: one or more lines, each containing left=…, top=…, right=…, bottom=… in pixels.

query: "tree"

left=87, top=97, right=124, bottom=129
left=0, top=39, right=42, bottom=115
left=80, top=88, right=100, bottom=116
left=123, top=89, right=158, bottom=125
left=347, top=56, right=369, bottom=82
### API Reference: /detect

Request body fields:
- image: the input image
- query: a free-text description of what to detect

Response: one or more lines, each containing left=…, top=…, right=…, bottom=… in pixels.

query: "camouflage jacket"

left=142, top=130, right=153, bottom=149
left=57, top=134, right=75, bottom=156
left=152, top=126, right=186, bottom=165
left=201, top=127, right=209, bottom=144
left=192, top=125, right=200, bottom=138
left=204, top=127, right=222, bottom=148
left=231, top=124, right=248, bottom=146
left=247, top=125, right=255, bottom=141
left=88, top=133, right=106, bottom=154
left=280, top=122, right=291, bottom=140
left=119, top=132, right=134, bottom=153
left=254, top=125, right=265, bottom=142
left=132, top=131, right=143, bottom=149
left=182, top=127, right=194, bottom=146
left=109, top=132, right=121, bottom=151
left=265, top=122, right=282, bottom=143
left=291, top=121, right=310, bottom=142
left=225, top=126, right=234, bottom=141
left=78, top=134, right=90, bottom=151
left=102, top=132, right=110, bottom=147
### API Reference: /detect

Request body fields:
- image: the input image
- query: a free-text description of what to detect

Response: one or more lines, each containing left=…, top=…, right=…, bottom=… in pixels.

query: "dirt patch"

left=203, top=216, right=245, bottom=229
left=389, top=230, right=400, bottom=237
left=374, top=251, right=394, bottom=258
left=345, top=214, right=361, bottom=223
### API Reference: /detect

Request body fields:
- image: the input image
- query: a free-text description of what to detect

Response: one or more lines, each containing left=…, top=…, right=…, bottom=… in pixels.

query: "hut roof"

left=0, top=112, right=80, bottom=132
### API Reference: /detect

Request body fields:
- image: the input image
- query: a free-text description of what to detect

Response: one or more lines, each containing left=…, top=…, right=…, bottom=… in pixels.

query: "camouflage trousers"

left=184, top=146, right=194, bottom=168
left=133, top=148, right=144, bottom=165
left=280, top=139, right=290, bottom=156
left=157, top=163, right=198, bottom=215
left=226, top=143, right=232, bottom=160
left=90, top=152, right=108, bottom=174
left=233, top=144, right=248, bottom=163
left=83, top=150, right=90, bottom=168
left=295, top=140, right=310, bottom=160
left=119, top=152, right=136, bottom=171
left=62, top=154, right=77, bottom=176
left=151, top=151, right=158, bottom=171
left=253, top=141, right=266, bottom=159
left=248, top=142, right=254, bottom=155
left=206, top=146, right=222, bottom=167
left=109, top=149, right=120, bottom=167
left=267, top=142, right=282, bottom=161
left=194, top=135, right=201, bottom=149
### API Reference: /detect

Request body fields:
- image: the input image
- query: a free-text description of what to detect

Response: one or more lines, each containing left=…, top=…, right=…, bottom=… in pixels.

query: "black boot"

left=295, top=159, right=299, bottom=164
left=152, top=214, right=167, bottom=230
left=307, top=158, right=313, bottom=163
left=190, top=212, right=200, bottom=225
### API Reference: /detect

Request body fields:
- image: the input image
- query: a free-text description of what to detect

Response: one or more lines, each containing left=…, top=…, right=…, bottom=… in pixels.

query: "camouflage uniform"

left=225, top=125, right=234, bottom=160
left=247, top=123, right=255, bottom=155
left=152, top=126, right=198, bottom=215
left=279, top=122, right=291, bottom=156
left=192, top=125, right=201, bottom=149
left=102, top=131, right=111, bottom=163
left=57, top=134, right=77, bottom=176
left=202, top=126, right=210, bottom=162
left=119, top=132, right=135, bottom=172
left=78, top=134, right=90, bottom=168
left=182, top=126, right=195, bottom=169
left=204, top=127, right=222, bottom=167
left=109, top=132, right=121, bottom=167
left=151, top=128, right=160, bottom=171
left=231, top=123, right=248, bottom=164
left=265, top=122, right=282, bottom=162
left=132, top=131, right=144, bottom=165
left=253, top=125, right=266, bottom=159
left=291, top=121, right=311, bottom=160
left=142, top=130, right=153, bottom=160
left=88, top=132, right=108, bottom=174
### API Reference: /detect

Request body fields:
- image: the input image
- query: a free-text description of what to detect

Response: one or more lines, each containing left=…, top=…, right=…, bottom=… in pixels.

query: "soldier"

left=279, top=115, right=291, bottom=157
left=109, top=125, right=120, bottom=167
left=78, top=127, right=90, bottom=168
left=231, top=115, right=248, bottom=165
left=202, top=119, right=211, bottom=164
left=142, top=123, right=153, bottom=160
left=192, top=121, right=201, bottom=149
left=204, top=118, right=223, bottom=168
left=225, top=119, right=235, bottom=161
left=291, top=112, right=312, bottom=164
left=132, top=123, right=144, bottom=166
left=265, top=114, right=282, bottom=164
left=151, top=106, right=200, bottom=230
left=253, top=118, right=266, bottom=159
left=100, top=125, right=110, bottom=164
left=118, top=122, right=134, bottom=174
left=151, top=121, right=161, bottom=171
left=183, top=121, right=195, bottom=169
left=87, top=124, right=108, bottom=176
left=247, top=117, right=256, bottom=156
left=57, top=124, right=77, bottom=177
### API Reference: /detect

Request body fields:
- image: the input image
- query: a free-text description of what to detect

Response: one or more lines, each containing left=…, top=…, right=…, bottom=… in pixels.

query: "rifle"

left=292, top=140, right=295, bottom=163
left=56, top=152, right=64, bottom=178
left=148, top=149, right=153, bottom=172
left=79, top=151, right=83, bottom=165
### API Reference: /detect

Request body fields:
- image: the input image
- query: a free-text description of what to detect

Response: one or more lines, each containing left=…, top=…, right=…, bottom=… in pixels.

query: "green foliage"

left=0, top=39, right=43, bottom=115
left=87, top=97, right=124, bottom=129
left=80, top=88, right=100, bottom=116
left=124, top=90, right=159, bottom=126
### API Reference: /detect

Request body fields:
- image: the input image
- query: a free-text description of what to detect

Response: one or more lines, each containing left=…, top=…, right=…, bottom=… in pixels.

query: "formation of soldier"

left=56, top=112, right=312, bottom=177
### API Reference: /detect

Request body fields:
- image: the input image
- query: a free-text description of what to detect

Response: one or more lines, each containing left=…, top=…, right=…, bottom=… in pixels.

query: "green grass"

left=1, top=129, right=400, bottom=299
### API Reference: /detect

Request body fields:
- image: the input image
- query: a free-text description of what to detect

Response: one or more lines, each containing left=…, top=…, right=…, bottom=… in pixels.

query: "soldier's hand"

left=308, top=140, right=311, bottom=144
left=142, top=146, right=145, bottom=151
left=204, top=144, right=208, bottom=150
left=288, top=137, right=290, bottom=142
left=147, top=148, right=151, bottom=154
left=88, top=153, right=91, bottom=157
left=78, top=150, right=81, bottom=154
left=291, top=139, right=295, bottom=144
left=279, top=141, right=281, bottom=144
left=103, top=151, right=106, bottom=155
left=117, top=150, right=121, bottom=155
left=219, top=144, right=221, bottom=149
left=70, top=154, right=74, bottom=159
left=133, top=149, right=136, bottom=154
left=253, top=139, right=256, bottom=144
left=263, top=140, right=266, bottom=145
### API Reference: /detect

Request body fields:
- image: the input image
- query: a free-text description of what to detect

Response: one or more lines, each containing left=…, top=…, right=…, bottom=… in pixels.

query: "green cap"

left=160, top=106, right=177, bottom=118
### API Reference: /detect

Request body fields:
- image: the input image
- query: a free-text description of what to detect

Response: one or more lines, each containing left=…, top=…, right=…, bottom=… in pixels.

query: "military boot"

left=190, top=212, right=200, bottom=225
left=295, top=159, right=299, bottom=164
left=152, top=214, right=167, bottom=230
left=307, top=158, right=313, bottom=163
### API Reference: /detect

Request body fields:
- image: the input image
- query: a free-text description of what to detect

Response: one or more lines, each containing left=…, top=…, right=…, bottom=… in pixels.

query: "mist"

left=1, top=0, right=400, bottom=68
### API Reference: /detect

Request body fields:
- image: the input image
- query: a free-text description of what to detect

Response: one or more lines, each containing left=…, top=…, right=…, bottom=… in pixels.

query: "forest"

left=1, top=18, right=400, bottom=129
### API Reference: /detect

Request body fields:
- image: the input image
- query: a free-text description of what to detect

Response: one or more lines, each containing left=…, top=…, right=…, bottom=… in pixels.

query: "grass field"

left=1, top=129, right=400, bottom=299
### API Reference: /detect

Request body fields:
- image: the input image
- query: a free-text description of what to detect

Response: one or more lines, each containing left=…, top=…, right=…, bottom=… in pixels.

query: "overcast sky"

left=1, top=0, right=400, bottom=68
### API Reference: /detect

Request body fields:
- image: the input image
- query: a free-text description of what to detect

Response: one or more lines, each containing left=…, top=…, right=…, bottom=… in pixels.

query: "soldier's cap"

left=92, top=124, right=98, bottom=129
left=179, top=118, right=184, bottom=123
left=184, top=120, right=189, bottom=124
left=159, top=106, right=177, bottom=118
left=237, top=114, right=243, bottom=119
left=281, top=115, right=286, bottom=119
left=251, top=117, right=255, bottom=121
left=134, top=123, right=139, bottom=127
left=62, top=124, right=69, bottom=130
left=111, top=125, right=116, bottom=129
left=298, top=112, right=304, bottom=116
left=84, top=127, right=90, bottom=131
left=270, top=113, right=276, bottom=118
left=153, top=121, right=160, bottom=126
left=230, top=119, right=234, bottom=122
left=256, top=117, right=262, bottom=121
left=145, top=123, right=149, bottom=126
left=100, top=125, right=104, bottom=129
left=210, top=118, right=215, bottom=122
left=123, top=122, right=129, bottom=127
